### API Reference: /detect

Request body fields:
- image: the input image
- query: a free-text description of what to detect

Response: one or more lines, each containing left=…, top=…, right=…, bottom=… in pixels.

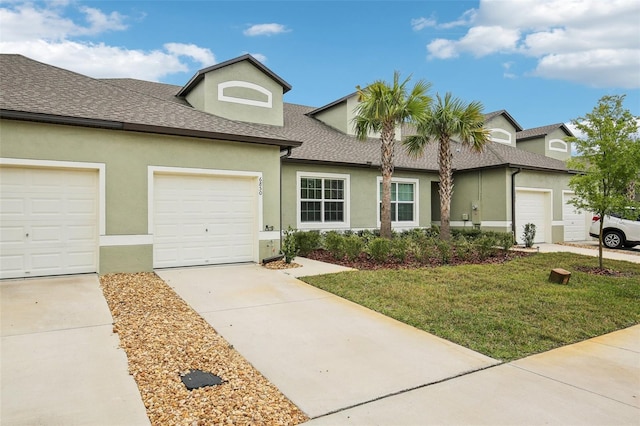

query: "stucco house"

left=0, top=53, right=586, bottom=279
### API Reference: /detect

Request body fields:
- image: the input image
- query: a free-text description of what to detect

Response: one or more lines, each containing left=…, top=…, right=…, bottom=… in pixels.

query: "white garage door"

left=563, top=193, right=588, bottom=242
left=0, top=167, right=98, bottom=279
left=515, top=190, right=550, bottom=244
left=153, top=173, right=257, bottom=268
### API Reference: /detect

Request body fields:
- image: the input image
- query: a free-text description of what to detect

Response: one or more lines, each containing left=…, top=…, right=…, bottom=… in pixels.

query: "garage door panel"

left=0, top=167, right=98, bottom=279
left=516, top=190, right=550, bottom=244
left=153, top=173, right=257, bottom=268
left=563, top=194, right=588, bottom=241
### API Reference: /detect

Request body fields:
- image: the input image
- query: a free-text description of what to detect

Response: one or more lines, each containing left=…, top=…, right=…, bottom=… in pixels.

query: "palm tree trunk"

left=439, top=137, right=453, bottom=241
left=380, top=124, right=395, bottom=239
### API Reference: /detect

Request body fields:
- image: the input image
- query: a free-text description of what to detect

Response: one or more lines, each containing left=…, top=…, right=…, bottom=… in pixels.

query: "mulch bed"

left=304, top=248, right=531, bottom=270
left=574, top=266, right=629, bottom=277
left=100, top=272, right=308, bottom=426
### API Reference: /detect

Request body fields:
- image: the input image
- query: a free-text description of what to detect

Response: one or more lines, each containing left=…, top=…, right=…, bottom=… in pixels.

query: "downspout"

left=511, top=167, right=522, bottom=242
left=279, top=147, right=292, bottom=253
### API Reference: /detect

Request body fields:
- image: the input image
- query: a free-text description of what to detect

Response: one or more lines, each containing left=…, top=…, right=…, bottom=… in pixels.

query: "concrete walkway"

left=0, top=275, right=150, bottom=426
left=158, top=264, right=499, bottom=418
left=536, top=241, right=640, bottom=263
left=159, top=257, right=640, bottom=424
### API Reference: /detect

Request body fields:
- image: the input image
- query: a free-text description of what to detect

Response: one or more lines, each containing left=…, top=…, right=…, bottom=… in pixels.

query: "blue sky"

left=1, top=0, right=638, bottom=130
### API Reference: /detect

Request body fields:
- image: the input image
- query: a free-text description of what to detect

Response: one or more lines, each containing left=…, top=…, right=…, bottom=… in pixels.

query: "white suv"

left=589, top=210, right=640, bottom=249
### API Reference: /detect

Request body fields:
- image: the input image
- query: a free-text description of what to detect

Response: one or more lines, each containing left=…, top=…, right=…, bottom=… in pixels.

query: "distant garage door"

left=515, top=189, right=550, bottom=244
left=563, top=192, right=588, bottom=241
left=0, top=166, right=98, bottom=279
left=153, top=173, right=257, bottom=268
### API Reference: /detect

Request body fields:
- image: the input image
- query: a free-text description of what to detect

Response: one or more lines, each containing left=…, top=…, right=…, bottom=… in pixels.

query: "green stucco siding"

left=1, top=119, right=281, bottom=272
left=517, top=138, right=546, bottom=156
left=282, top=162, right=437, bottom=231
left=203, top=61, right=284, bottom=126
left=314, top=103, right=348, bottom=133
left=100, top=245, right=153, bottom=273
left=451, top=168, right=510, bottom=231
left=485, top=115, right=517, bottom=148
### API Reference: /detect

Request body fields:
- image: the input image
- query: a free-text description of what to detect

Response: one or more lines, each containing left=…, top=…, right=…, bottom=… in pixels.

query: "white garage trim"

left=0, top=160, right=102, bottom=278
left=1, top=158, right=105, bottom=235
left=148, top=166, right=263, bottom=267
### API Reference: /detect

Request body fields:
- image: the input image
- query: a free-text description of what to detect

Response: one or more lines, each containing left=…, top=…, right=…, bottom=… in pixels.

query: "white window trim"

left=296, top=171, right=350, bottom=230
left=218, top=80, right=272, bottom=108
left=376, top=176, right=419, bottom=228
left=549, top=139, right=568, bottom=152
left=489, top=128, right=512, bottom=145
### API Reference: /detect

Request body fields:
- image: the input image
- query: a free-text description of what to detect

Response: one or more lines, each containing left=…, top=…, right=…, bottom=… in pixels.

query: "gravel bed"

left=100, top=272, right=308, bottom=425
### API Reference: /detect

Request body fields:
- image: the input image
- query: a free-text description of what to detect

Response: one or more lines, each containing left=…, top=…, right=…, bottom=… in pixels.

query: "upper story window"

left=297, top=172, right=350, bottom=229
left=549, top=139, right=568, bottom=152
left=377, top=177, right=419, bottom=227
left=488, top=128, right=512, bottom=145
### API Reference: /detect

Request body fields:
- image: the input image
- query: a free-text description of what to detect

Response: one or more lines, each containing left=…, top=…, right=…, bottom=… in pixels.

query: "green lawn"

left=300, top=252, right=640, bottom=361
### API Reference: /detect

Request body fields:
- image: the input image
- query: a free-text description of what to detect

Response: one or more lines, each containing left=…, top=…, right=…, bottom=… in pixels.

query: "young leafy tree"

left=353, top=72, right=432, bottom=239
left=404, top=93, right=490, bottom=241
left=567, top=95, right=640, bottom=268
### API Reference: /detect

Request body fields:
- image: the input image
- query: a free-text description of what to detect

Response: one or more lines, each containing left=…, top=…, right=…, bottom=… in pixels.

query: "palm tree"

left=404, top=93, right=490, bottom=241
left=353, top=72, right=432, bottom=239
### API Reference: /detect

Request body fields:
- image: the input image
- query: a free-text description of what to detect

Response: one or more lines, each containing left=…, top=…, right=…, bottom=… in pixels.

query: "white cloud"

left=422, top=0, right=640, bottom=88
left=165, top=43, right=215, bottom=66
left=502, top=62, right=516, bottom=79
left=243, top=23, right=290, bottom=37
left=411, top=17, right=436, bottom=31
left=246, top=52, right=267, bottom=63
left=0, top=2, right=216, bottom=81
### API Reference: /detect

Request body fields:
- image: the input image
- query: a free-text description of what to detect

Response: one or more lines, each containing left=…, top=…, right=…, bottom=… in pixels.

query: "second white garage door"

left=515, top=189, right=551, bottom=244
left=0, top=166, right=98, bottom=279
left=563, top=193, right=589, bottom=242
left=153, top=173, right=257, bottom=268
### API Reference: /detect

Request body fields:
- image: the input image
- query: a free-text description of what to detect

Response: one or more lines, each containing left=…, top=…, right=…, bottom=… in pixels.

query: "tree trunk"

left=439, top=137, right=453, bottom=241
left=380, top=123, right=395, bottom=239
left=598, top=214, right=604, bottom=269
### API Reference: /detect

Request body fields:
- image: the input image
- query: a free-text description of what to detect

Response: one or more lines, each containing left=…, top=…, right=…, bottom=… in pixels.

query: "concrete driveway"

left=1, top=275, right=149, bottom=425
left=159, top=258, right=640, bottom=424
left=157, top=261, right=499, bottom=418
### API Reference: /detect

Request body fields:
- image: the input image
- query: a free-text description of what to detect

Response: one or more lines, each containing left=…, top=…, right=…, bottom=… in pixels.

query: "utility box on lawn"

left=549, top=268, right=571, bottom=284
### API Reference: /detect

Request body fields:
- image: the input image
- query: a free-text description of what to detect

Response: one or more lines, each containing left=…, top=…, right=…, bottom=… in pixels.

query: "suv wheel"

left=603, top=230, right=624, bottom=249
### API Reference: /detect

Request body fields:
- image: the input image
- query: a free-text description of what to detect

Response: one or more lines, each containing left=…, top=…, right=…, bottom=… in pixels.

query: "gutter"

left=0, top=109, right=303, bottom=148
left=277, top=147, right=293, bottom=260
left=511, top=167, right=522, bottom=242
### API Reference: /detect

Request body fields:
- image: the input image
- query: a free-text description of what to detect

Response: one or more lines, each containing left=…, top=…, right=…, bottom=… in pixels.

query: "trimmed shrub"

left=475, top=234, right=498, bottom=259
left=343, top=235, right=364, bottom=261
left=281, top=227, right=298, bottom=263
left=436, top=239, right=452, bottom=264
left=368, top=237, right=392, bottom=262
left=523, top=223, right=536, bottom=248
left=453, top=235, right=473, bottom=262
left=391, top=237, right=409, bottom=262
left=323, top=231, right=345, bottom=259
left=294, top=230, right=321, bottom=256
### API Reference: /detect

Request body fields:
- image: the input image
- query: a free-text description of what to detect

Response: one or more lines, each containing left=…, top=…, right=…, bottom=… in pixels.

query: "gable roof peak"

left=483, top=109, right=523, bottom=132
left=176, top=54, right=292, bottom=97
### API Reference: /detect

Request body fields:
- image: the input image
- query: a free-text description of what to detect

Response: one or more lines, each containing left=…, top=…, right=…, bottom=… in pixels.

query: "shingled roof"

left=0, top=54, right=573, bottom=174
left=0, top=54, right=300, bottom=148
left=516, top=123, right=574, bottom=141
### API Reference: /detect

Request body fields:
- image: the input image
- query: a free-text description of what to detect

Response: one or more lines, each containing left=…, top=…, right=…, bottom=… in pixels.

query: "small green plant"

left=475, top=234, right=497, bottom=259
left=391, top=238, right=409, bottom=262
left=281, top=226, right=298, bottom=263
left=453, top=235, right=473, bottom=262
left=294, top=230, right=321, bottom=256
left=323, top=231, right=345, bottom=259
left=500, top=232, right=515, bottom=250
left=523, top=223, right=536, bottom=248
left=368, top=237, right=392, bottom=262
left=343, top=235, right=364, bottom=261
left=436, top=239, right=452, bottom=264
